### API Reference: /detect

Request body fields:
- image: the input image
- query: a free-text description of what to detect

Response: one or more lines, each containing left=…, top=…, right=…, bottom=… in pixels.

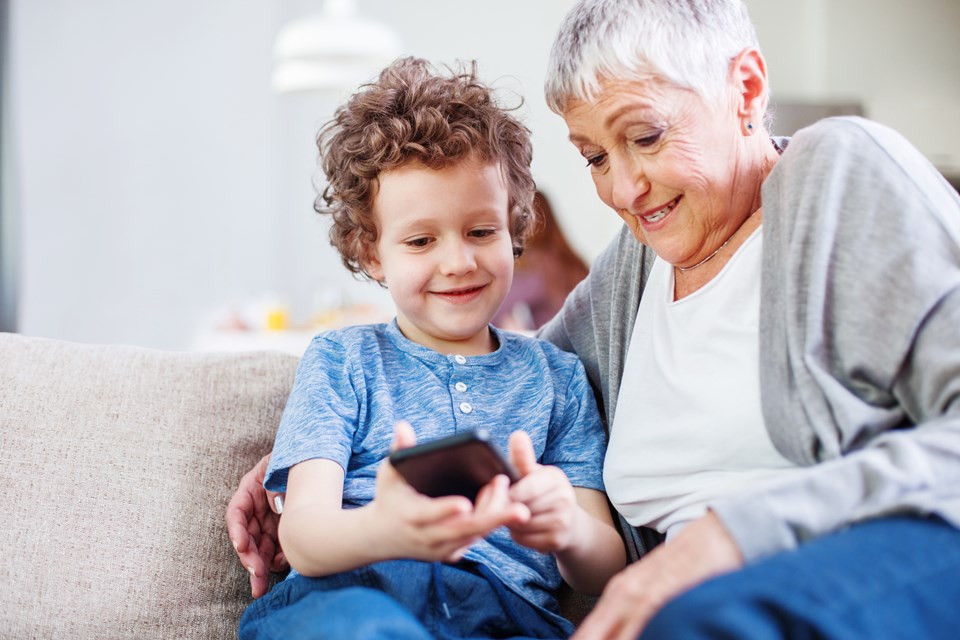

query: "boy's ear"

left=361, top=246, right=385, bottom=283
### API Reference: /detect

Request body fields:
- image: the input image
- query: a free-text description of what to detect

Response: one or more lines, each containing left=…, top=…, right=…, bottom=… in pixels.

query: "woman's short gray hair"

left=545, top=0, right=760, bottom=112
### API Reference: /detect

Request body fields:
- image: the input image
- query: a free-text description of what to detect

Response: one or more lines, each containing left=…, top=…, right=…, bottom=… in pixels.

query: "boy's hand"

left=506, top=430, right=579, bottom=553
left=370, top=422, right=530, bottom=563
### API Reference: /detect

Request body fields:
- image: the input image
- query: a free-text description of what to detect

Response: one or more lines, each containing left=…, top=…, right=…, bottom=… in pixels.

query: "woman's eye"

left=634, top=131, right=662, bottom=147
left=585, top=154, right=607, bottom=168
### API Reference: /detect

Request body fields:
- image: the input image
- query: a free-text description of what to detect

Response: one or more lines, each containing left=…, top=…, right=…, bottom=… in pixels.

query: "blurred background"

left=1, top=0, right=957, bottom=352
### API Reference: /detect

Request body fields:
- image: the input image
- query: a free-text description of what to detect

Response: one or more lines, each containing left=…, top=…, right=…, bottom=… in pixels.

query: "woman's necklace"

left=675, top=202, right=765, bottom=273
left=674, top=237, right=731, bottom=272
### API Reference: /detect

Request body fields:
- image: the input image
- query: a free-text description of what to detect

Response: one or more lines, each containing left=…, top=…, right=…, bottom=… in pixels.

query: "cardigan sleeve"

left=538, top=225, right=652, bottom=431
left=711, top=117, right=960, bottom=561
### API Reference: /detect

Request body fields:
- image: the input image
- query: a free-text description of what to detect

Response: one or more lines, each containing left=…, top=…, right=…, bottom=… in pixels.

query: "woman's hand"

left=225, top=454, right=289, bottom=598
left=572, top=512, right=744, bottom=639
left=368, top=422, right=532, bottom=563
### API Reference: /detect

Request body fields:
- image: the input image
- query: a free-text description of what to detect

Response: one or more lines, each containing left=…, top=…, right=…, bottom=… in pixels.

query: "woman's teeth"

left=643, top=198, right=679, bottom=222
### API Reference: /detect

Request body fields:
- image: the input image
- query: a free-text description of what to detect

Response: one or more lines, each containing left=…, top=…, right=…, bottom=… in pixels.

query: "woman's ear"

left=730, top=47, right=769, bottom=129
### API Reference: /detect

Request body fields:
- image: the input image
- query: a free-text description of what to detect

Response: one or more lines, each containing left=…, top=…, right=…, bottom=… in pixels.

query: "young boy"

left=238, top=57, right=625, bottom=639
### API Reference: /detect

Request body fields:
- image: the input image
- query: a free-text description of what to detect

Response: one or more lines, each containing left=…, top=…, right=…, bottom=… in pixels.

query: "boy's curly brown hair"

left=315, top=57, right=537, bottom=280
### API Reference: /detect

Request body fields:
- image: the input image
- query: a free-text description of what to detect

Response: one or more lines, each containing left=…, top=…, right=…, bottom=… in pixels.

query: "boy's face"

left=365, top=159, right=515, bottom=355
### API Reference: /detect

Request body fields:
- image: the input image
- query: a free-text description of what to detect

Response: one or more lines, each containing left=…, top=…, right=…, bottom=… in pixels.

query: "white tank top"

left=604, top=228, right=797, bottom=539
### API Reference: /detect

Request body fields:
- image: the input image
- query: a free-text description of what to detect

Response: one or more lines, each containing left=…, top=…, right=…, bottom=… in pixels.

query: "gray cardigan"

left=539, top=117, right=960, bottom=562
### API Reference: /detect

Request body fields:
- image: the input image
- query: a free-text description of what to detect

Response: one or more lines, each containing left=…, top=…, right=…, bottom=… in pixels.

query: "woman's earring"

left=745, top=122, right=755, bottom=135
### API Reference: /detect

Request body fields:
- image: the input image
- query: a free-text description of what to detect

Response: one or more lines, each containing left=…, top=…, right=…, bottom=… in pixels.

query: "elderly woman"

left=228, top=0, right=960, bottom=637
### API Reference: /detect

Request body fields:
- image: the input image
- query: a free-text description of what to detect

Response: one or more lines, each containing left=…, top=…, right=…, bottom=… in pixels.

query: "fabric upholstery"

left=0, top=332, right=598, bottom=635
left=0, top=333, right=298, bottom=639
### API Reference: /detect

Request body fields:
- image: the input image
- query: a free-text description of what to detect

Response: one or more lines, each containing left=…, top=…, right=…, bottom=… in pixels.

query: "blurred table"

left=191, top=328, right=319, bottom=356
left=192, top=305, right=391, bottom=356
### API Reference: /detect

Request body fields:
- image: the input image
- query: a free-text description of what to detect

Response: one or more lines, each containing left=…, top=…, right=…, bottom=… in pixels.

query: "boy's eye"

left=470, top=228, right=496, bottom=238
left=406, top=237, right=432, bottom=248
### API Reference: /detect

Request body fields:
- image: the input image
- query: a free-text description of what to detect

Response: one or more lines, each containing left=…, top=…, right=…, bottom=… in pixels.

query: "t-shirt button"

left=459, top=402, right=473, bottom=414
left=454, top=382, right=467, bottom=392
left=454, top=354, right=467, bottom=364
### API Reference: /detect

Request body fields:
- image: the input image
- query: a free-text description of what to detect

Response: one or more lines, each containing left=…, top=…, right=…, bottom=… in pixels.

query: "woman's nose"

left=609, top=157, right=651, bottom=213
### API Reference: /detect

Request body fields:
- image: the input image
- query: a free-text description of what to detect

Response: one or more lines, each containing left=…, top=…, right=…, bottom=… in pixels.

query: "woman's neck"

left=673, top=206, right=763, bottom=300
left=672, top=140, right=780, bottom=300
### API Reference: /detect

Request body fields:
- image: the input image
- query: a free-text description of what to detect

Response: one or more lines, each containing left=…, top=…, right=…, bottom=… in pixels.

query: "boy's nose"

left=440, top=241, right=477, bottom=276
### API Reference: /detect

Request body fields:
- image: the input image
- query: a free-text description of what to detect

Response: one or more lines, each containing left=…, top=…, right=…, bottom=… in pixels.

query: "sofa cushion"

left=0, top=333, right=298, bottom=639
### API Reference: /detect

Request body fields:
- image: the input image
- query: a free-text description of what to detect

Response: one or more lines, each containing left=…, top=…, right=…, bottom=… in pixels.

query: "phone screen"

left=388, top=430, right=518, bottom=501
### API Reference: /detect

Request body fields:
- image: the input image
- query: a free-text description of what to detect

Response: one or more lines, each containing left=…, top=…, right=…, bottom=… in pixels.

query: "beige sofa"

left=1, top=333, right=296, bottom=638
left=0, top=332, right=593, bottom=638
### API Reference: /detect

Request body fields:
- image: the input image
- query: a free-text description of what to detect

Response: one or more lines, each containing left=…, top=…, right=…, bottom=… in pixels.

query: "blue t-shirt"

left=266, top=320, right=606, bottom=609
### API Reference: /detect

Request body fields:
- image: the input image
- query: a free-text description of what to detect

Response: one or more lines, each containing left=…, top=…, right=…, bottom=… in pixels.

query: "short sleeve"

left=540, top=359, right=607, bottom=491
left=264, top=335, right=362, bottom=492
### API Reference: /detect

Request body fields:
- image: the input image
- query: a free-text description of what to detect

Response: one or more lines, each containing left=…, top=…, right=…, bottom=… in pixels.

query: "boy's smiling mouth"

left=432, top=285, right=486, bottom=303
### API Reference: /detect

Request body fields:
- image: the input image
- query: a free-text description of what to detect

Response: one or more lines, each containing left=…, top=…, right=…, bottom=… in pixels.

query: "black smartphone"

left=388, top=429, right=519, bottom=502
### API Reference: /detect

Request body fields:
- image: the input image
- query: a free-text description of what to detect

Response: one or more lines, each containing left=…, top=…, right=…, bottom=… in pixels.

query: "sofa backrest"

left=0, top=333, right=298, bottom=638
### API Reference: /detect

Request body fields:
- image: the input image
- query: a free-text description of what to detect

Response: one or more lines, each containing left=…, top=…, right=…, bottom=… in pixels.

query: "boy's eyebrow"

left=393, top=217, right=437, bottom=234
left=393, top=208, right=506, bottom=232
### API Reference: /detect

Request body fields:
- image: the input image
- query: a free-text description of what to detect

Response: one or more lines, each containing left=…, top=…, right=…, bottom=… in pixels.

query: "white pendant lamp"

left=272, top=0, right=403, bottom=93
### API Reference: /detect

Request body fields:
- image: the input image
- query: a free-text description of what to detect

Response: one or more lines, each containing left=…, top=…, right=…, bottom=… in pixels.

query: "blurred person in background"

left=495, top=191, right=589, bottom=331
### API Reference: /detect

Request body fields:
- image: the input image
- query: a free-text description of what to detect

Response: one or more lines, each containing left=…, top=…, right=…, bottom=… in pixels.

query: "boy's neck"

left=395, top=321, right=499, bottom=356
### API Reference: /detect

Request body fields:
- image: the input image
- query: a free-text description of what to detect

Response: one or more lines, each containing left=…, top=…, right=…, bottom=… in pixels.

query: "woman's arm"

left=537, top=225, right=653, bottom=425
left=572, top=511, right=743, bottom=639
left=715, top=117, right=960, bottom=562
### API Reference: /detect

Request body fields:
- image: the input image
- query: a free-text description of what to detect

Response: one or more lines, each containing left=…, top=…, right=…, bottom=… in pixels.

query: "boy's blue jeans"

left=238, top=558, right=573, bottom=639
left=642, top=515, right=960, bottom=639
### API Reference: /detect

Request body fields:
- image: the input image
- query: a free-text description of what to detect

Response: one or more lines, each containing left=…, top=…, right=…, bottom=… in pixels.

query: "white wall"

left=9, top=0, right=959, bottom=349
left=12, top=1, right=284, bottom=348
left=11, top=0, right=618, bottom=350
left=745, top=0, right=960, bottom=171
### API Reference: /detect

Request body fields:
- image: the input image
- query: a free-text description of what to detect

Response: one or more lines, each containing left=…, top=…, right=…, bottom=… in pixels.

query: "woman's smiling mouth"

left=642, top=196, right=682, bottom=223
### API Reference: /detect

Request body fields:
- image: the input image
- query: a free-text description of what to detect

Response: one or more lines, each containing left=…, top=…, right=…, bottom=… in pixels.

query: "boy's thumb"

left=391, top=421, right=417, bottom=452
left=509, top=431, right=537, bottom=477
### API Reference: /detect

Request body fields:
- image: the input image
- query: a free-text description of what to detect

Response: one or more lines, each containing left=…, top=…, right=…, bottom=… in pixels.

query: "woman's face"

left=562, top=77, right=758, bottom=268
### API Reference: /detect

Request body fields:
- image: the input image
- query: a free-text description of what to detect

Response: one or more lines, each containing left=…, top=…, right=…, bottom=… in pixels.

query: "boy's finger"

left=509, top=430, right=538, bottom=477
left=475, top=474, right=509, bottom=513
left=409, top=495, right=474, bottom=525
left=391, top=421, right=417, bottom=451
left=445, top=543, right=473, bottom=563
left=431, top=498, right=530, bottom=539
left=475, top=502, right=531, bottom=533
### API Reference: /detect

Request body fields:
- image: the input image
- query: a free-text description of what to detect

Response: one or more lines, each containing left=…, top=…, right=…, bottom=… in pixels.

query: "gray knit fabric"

left=540, top=117, right=960, bottom=561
